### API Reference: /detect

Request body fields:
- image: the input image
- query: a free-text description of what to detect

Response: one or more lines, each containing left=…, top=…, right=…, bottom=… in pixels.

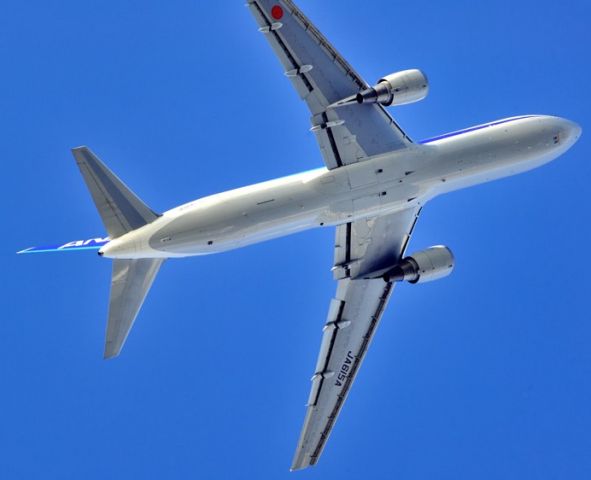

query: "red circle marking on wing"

left=271, top=5, right=284, bottom=20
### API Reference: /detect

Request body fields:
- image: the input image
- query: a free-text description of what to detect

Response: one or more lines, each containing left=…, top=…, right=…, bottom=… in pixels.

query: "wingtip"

left=103, top=349, right=120, bottom=360
left=16, top=247, right=33, bottom=255
left=71, top=146, right=92, bottom=161
left=289, top=457, right=312, bottom=472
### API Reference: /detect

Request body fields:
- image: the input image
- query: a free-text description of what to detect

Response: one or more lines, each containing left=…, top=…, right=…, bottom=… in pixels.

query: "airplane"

left=18, top=0, right=581, bottom=471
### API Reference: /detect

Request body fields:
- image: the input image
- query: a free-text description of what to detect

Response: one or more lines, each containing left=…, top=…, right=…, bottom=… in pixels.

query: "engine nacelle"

left=384, top=245, right=454, bottom=284
left=356, top=69, right=429, bottom=106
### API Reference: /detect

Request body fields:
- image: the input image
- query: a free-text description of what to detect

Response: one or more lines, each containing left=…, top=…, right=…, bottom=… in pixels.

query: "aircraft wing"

left=247, top=0, right=412, bottom=169
left=291, top=206, right=421, bottom=470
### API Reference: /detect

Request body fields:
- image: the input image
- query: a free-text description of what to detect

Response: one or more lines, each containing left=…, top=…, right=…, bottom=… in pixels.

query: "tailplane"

left=72, top=146, right=160, bottom=239
left=19, top=147, right=165, bottom=358
left=74, top=147, right=165, bottom=358
left=17, top=237, right=109, bottom=254
left=72, top=147, right=165, bottom=358
left=105, top=258, right=164, bottom=359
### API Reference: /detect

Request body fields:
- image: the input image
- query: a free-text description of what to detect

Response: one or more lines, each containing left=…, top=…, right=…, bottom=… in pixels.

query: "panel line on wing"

left=321, top=112, right=343, bottom=167
left=399, top=207, right=422, bottom=255
left=344, top=222, right=352, bottom=276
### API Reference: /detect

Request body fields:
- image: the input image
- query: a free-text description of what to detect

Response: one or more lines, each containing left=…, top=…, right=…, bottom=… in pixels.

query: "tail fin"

left=20, top=148, right=164, bottom=358
left=105, top=258, right=164, bottom=359
left=72, top=147, right=164, bottom=358
left=71, top=146, right=159, bottom=239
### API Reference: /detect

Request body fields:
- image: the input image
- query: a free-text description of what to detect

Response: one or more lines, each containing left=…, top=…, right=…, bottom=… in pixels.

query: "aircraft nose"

left=567, top=119, right=582, bottom=142
left=558, top=117, right=582, bottom=147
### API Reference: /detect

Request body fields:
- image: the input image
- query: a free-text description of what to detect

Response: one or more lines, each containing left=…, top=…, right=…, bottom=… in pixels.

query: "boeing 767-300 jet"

left=19, top=0, right=581, bottom=470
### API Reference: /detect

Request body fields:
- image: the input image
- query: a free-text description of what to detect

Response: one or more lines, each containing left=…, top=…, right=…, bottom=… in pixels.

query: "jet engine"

left=384, top=245, right=454, bottom=283
left=356, top=69, right=428, bottom=106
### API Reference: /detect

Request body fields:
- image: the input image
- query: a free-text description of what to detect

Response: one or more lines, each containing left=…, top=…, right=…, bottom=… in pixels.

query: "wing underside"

left=247, top=0, right=412, bottom=169
left=291, top=207, right=421, bottom=470
left=246, top=1, right=421, bottom=469
left=292, top=277, right=394, bottom=469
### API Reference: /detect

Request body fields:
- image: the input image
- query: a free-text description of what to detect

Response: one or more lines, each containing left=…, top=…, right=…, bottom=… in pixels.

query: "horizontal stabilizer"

left=72, top=147, right=159, bottom=239
left=17, top=237, right=109, bottom=254
left=105, top=258, right=164, bottom=359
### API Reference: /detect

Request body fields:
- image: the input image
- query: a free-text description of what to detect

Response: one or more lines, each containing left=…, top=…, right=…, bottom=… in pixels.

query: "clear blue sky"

left=3, top=1, right=590, bottom=478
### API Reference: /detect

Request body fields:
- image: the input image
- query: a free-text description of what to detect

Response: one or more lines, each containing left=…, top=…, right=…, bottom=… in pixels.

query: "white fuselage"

left=100, top=115, right=580, bottom=259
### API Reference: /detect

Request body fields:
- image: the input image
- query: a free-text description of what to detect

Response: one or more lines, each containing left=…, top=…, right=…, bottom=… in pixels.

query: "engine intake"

left=356, top=69, right=429, bottom=106
left=384, top=245, right=454, bottom=283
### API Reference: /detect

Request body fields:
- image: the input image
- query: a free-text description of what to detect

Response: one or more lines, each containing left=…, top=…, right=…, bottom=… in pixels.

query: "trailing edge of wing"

left=104, top=258, right=164, bottom=359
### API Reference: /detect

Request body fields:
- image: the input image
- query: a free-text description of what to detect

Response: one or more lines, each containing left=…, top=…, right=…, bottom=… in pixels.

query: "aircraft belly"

left=421, top=117, right=571, bottom=195
left=143, top=116, right=573, bottom=258
left=150, top=188, right=332, bottom=255
left=149, top=165, right=426, bottom=256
